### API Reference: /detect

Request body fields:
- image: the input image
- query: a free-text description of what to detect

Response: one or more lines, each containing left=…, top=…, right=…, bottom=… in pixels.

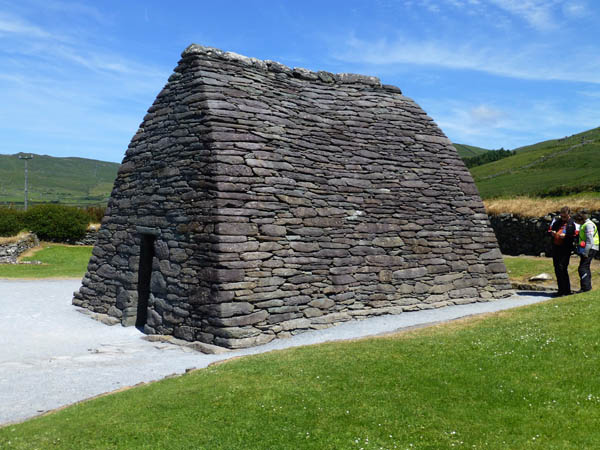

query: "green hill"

left=0, top=153, right=119, bottom=206
left=470, top=127, right=600, bottom=199
left=453, top=143, right=490, bottom=158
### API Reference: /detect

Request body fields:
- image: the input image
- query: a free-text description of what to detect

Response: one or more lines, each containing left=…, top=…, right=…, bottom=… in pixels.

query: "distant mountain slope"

left=453, top=143, right=490, bottom=158
left=0, top=153, right=119, bottom=206
left=470, top=127, right=600, bottom=199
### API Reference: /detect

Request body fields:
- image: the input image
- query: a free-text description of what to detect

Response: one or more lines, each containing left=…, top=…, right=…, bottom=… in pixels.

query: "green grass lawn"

left=504, top=255, right=600, bottom=290
left=0, top=244, right=92, bottom=278
left=1, top=258, right=599, bottom=448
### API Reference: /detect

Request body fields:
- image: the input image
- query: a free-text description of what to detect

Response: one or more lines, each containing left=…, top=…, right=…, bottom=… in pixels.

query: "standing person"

left=573, top=211, right=599, bottom=292
left=548, top=206, right=576, bottom=296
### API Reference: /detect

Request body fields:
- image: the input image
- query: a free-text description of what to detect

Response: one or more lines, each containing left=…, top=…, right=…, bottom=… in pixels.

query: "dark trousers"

left=552, top=247, right=572, bottom=295
left=578, top=249, right=597, bottom=292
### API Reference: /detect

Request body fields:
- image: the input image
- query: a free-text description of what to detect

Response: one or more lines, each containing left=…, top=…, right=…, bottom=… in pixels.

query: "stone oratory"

left=74, top=44, right=512, bottom=349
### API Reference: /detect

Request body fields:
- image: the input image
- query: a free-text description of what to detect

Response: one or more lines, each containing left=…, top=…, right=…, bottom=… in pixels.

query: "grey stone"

left=201, top=302, right=254, bottom=318
left=215, top=333, right=275, bottom=349
left=372, top=237, right=404, bottom=247
left=280, top=318, right=311, bottom=331
left=259, top=224, right=287, bottom=236
left=308, top=298, right=335, bottom=309
left=393, top=267, right=428, bottom=279
left=215, top=223, right=259, bottom=236
left=209, top=310, right=269, bottom=327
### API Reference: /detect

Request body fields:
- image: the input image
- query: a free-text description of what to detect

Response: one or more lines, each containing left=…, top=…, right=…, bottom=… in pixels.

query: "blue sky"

left=1, top=0, right=599, bottom=163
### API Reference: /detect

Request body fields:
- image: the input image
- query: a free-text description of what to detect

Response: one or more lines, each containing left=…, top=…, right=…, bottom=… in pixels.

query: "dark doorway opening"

left=137, top=234, right=155, bottom=330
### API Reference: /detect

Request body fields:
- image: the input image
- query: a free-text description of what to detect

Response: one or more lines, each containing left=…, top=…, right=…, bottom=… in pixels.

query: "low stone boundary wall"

left=0, top=233, right=40, bottom=264
left=489, top=212, right=600, bottom=257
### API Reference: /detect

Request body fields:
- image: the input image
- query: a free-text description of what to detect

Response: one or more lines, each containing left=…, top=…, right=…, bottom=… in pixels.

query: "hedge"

left=0, top=207, right=26, bottom=237
left=24, top=204, right=90, bottom=242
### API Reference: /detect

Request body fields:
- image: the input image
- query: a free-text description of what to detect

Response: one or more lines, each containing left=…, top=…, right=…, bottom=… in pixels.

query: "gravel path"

left=0, top=279, right=552, bottom=425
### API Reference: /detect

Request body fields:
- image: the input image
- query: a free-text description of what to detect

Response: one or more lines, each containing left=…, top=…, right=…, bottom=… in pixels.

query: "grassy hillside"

left=471, top=127, right=600, bottom=199
left=453, top=143, right=490, bottom=158
left=0, top=153, right=119, bottom=206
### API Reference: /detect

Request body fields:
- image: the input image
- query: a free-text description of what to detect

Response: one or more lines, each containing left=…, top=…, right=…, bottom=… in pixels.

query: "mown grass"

left=1, top=289, right=599, bottom=449
left=0, top=244, right=92, bottom=278
left=504, top=255, right=600, bottom=289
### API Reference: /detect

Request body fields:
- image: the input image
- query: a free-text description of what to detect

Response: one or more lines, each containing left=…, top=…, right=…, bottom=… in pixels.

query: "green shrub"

left=25, top=204, right=90, bottom=242
left=0, top=207, right=26, bottom=237
left=463, top=148, right=515, bottom=168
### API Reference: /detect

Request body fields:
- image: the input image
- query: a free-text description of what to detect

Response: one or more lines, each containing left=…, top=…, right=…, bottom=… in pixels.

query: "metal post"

left=19, top=155, right=33, bottom=211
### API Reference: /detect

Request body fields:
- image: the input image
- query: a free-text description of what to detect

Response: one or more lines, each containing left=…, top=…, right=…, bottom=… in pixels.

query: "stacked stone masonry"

left=489, top=212, right=600, bottom=258
left=73, top=44, right=513, bottom=349
left=0, top=233, right=39, bottom=264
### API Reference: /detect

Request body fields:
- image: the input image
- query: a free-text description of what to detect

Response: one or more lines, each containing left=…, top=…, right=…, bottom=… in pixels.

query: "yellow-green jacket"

left=578, top=219, right=599, bottom=257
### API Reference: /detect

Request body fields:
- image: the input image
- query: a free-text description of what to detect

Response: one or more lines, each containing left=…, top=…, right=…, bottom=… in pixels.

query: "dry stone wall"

left=0, top=233, right=39, bottom=264
left=73, top=44, right=513, bottom=349
left=490, top=212, right=600, bottom=257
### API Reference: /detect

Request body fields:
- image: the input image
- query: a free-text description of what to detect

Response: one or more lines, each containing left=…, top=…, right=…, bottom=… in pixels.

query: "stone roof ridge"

left=182, top=44, right=401, bottom=93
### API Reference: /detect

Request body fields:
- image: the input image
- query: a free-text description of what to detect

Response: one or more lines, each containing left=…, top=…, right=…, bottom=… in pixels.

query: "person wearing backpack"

left=573, top=211, right=599, bottom=292
left=548, top=206, right=576, bottom=296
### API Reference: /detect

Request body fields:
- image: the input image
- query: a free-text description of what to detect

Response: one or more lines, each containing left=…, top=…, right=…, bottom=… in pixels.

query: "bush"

left=463, top=148, right=515, bottom=168
left=25, top=204, right=90, bottom=242
left=0, top=207, right=26, bottom=237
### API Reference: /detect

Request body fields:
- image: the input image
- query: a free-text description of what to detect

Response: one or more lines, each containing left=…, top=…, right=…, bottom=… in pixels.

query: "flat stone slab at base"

left=511, top=282, right=555, bottom=292
left=75, top=308, right=121, bottom=326
left=142, top=335, right=231, bottom=355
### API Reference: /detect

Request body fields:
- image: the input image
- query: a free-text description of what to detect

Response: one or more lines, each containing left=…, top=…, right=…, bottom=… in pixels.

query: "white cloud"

left=428, top=97, right=600, bottom=149
left=335, top=36, right=600, bottom=84
left=436, top=0, right=592, bottom=32
left=424, top=0, right=442, bottom=13
left=0, top=12, right=54, bottom=38
left=468, top=105, right=506, bottom=127
left=433, top=102, right=510, bottom=144
left=0, top=3, right=169, bottom=161
left=45, top=44, right=166, bottom=78
left=489, top=0, right=561, bottom=31
left=39, top=0, right=108, bottom=23
left=577, top=90, right=600, bottom=99
left=562, top=1, right=588, bottom=18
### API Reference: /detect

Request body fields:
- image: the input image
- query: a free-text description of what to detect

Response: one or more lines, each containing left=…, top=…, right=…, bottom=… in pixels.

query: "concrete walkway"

left=0, top=279, right=552, bottom=425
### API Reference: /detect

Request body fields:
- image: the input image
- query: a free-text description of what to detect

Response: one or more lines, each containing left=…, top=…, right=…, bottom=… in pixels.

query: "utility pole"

left=19, top=154, right=33, bottom=211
